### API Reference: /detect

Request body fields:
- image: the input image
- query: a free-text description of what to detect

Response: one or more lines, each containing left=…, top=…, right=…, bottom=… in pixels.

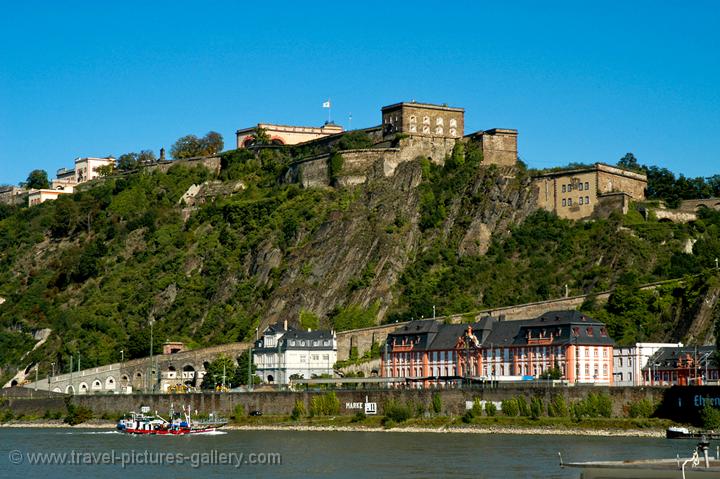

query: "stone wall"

left=144, top=156, right=222, bottom=176
left=5, top=386, right=667, bottom=419
left=0, top=186, right=28, bottom=206
left=596, top=164, right=647, bottom=200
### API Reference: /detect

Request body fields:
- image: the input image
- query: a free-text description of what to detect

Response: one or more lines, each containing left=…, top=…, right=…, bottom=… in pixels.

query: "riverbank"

left=0, top=417, right=669, bottom=437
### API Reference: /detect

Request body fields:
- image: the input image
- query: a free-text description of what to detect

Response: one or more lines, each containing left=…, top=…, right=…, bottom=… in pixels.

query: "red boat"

left=116, top=405, right=227, bottom=435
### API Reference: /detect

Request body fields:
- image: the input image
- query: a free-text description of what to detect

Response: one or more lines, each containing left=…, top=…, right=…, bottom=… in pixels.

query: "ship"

left=116, top=405, right=227, bottom=435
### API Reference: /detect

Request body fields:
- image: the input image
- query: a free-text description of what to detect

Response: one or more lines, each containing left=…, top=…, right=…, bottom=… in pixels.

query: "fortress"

left=279, top=101, right=645, bottom=220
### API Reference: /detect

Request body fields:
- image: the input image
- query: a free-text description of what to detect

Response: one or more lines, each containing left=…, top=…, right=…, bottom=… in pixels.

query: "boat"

left=116, top=405, right=227, bottom=435
left=560, top=439, right=720, bottom=478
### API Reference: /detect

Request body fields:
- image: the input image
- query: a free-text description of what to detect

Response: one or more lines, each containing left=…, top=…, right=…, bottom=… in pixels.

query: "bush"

left=383, top=400, right=413, bottom=424
left=571, top=393, right=613, bottom=420
left=530, top=397, right=544, bottom=419
left=701, top=404, right=720, bottom=430
left=547, top=395, right=568, bottom=417
left=291, top=400, right=306, bottom=421
left=310, top=392, right=340, bottom=417
left=233, top=404, right=246, bottom=420
left=516, top=395, right=530, bottom=416
left=351, top=412, right=366, bottom=423
left=485, top=401, right=497, bottom=417
left=628, top=398, right=655, bottom=418
left=431, top=393, right=442, bottom=414
left=64, top=403, right=93, bottom=426
left=501, top=398, right=519, bottom=417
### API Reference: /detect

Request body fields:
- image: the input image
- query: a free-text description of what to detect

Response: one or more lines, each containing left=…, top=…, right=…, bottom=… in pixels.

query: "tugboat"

left=560, top=439, right=720, bottom=478
left=116, top=405, right=227, bottom=435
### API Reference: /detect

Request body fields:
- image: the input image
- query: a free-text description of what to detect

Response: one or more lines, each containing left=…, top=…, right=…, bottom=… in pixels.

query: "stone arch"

left=91, top=379, right=102, bottom=391
left=105, top=376, right=116, bottom=390
left=53, top=387, right=62, bottom=393
left=267, top=374, right=274, bottom=383
left=658, top=218, right=673, bottom=223
left=10, top=379, right=18, bottom=387
left=120, top=374, right=130, bottom=386
left=79, top=382, right=89, bottom=394
left=182, top=364, right=196, bottom=385
left=696, top=204, right=709, bottom=212
left=714, top=202, right=720, bottom=209
left=65, top=385, right=75, bottom=394
left=242, top=137, right=255, bottom=148
left=270, top=137, right=285, bottom=146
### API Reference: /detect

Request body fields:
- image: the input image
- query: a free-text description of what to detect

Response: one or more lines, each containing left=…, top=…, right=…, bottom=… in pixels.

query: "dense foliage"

left=1, top=134, right=719, bottom=384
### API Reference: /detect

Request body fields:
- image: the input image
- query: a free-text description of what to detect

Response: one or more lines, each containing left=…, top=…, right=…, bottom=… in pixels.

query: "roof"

left=643, top=346, right=716, bottom=370
left=386, top=310, right=614, bottom=352
left=381, top=101, right=464, bottom=113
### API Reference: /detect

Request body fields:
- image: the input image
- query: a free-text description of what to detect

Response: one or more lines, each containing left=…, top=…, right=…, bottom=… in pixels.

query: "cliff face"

left=258, top=161, right=537, bottom=326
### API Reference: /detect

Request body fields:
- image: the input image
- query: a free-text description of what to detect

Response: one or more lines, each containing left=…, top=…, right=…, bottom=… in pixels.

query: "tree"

left=201, top=354, right=238, bottom=389
left=117, top=153, right=139, bottom=171
left=171, top=132, right=224, bottom=159
left=95, top=164, right=115, bottom=177
left=617, top=153, right=640, bottom=171
left=233, top=350, right=258, bottom=386
left=247, top=127, right=271, bottom=147
left=203, top=131, right=224, bottom=156
left=26, top=169, right=49, bottom=189
left=138, top=150, right=157, bottom=164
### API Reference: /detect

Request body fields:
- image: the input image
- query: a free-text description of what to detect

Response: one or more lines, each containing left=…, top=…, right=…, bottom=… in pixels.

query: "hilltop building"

left=236, top=122, right=344, bottom=149
left=27, top=187, right=74, bottom=206
left=381, top=102, right=464, bottom=138
left=532, top=163, right=648, bottom=220
left=25, top=156, right=116, bottom=207
left=381, top=310, right=615, bottom=388
left=253, top=321, right=337, bottom=385
left=0, top=185, right=28, bottom=206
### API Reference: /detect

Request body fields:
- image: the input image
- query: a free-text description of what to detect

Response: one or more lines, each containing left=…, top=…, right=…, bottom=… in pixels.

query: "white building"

left=613, top=342, right=683, bottom=386
left=27, top=187, right=74, bottom=206
left=253, top=321, right=337, bottom=385
left=74, top=157, right=115, bottom=184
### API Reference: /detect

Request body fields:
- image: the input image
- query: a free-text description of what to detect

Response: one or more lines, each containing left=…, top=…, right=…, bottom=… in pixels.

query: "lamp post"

left=50, top=362, right=55, bottom=385
left=69, top=354, right=73, bottom=395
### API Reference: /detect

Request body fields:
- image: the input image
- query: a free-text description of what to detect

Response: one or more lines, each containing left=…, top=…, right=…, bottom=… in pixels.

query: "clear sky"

left=1, top=1, right=718, bottom=186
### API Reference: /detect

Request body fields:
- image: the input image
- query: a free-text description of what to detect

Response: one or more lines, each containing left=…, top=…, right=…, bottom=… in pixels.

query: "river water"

left=0, top=428, right=702, bottom=478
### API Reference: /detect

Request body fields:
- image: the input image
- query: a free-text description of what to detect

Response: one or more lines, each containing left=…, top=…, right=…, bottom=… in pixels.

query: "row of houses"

left=251, top=311, right=718, bottom=388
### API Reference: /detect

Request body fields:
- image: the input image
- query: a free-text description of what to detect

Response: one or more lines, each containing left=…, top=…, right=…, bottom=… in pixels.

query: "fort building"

left=73, top=156, right=115, bottom=184
left=236, top=122, right=344, bottom=149
left=532, top=163, right=647, bottom=220
left=465, top=128, right=519, bottom=167
left=381, top=101, right=464, bottom=139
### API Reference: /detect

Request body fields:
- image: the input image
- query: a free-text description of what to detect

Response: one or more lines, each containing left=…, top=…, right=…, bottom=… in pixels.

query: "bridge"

left=21, top=342, right=250, bottom=394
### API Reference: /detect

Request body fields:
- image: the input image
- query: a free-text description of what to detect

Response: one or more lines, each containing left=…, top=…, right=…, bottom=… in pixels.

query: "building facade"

left=236, top=122, right=344, bottom=149
left=381, top=311, right=615, bottom=388
left=533, top=163, right=647, bottom=220
left=641, top=346, right=718, bottom=386
left=381, top=101, right=464, bottom=139
left=74, top=157, right=115, bottom=184
left=613, top=342, right=683, bottom=386
left=27, top=188, right=74, bottom=206
left=253, top=321, right=337, bottom=385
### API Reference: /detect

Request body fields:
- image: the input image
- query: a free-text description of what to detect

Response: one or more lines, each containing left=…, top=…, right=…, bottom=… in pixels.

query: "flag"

left=322, top=100, right=331, bottom=108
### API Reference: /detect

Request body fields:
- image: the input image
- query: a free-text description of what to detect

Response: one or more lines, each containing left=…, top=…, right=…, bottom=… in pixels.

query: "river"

left=0, top=428, right=701, bottom=478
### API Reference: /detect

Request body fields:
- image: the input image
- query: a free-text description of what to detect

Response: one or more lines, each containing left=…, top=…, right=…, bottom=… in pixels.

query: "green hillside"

left=1, top=142, right=719, bottom=384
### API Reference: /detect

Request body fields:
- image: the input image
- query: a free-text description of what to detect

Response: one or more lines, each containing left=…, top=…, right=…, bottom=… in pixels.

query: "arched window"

left=435, top=126, right=443, bottom=135
left=422, top=125, right=430, bottom=134
left=422, top=116, right=430, bottom=125
left=409, top=115, right=417, bottom=123
left=449, top=118, right=457, bottom=128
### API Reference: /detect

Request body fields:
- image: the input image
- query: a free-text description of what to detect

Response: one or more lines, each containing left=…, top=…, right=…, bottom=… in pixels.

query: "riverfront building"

left=641, top=345, right=718, bottom=386
left=613, top=342, right=683, bottom=386
left=381, top=310, right=615, bottom=387
left=253, top=321, right=337, bottom=385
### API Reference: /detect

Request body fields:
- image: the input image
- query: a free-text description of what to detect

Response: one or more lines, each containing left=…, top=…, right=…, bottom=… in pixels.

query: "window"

left=436, top=117, right=444, bottom=126
left=450, top=118, right=457, bottom=127
left=585, top=182, right=589, bottom=190
left=409, top=124, right=417, bottom=133
left=422, top=125, right=430, bottom=134
left=313, top=340, right=318, bottom=347
left=324, top=340, right=330, bottom=346
left=585, top=196, right=590, bottom=204
left=568, top=198, right=573, bottom=206
left=300, top=340, right=306, bottom=346
left=619, top=357, right=623, bottom=367
left=300, top=355, right=306, bottom=363
left=562, top=199, right=567, bottom=207
left=423, top=116, right=430, bottom=125
left=409, top=115, right=417, bottom=123
left=311, top=354, right=319, bottom=361
left=449, top=128, right=457, bottom=136
left=579, top=183, right=584, bottom=191
left=290, top=340, right=295, bottom=346
left=579, top=197, right=584, bottom=205
left=322, top=355, right=329, bottom=361
left=435, top=126, right=443, bottom=134
left=562, top=185, right=566, bottom=193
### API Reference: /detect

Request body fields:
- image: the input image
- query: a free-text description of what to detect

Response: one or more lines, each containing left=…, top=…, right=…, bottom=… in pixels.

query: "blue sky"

left=1, top=1, right=718, bottom=185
